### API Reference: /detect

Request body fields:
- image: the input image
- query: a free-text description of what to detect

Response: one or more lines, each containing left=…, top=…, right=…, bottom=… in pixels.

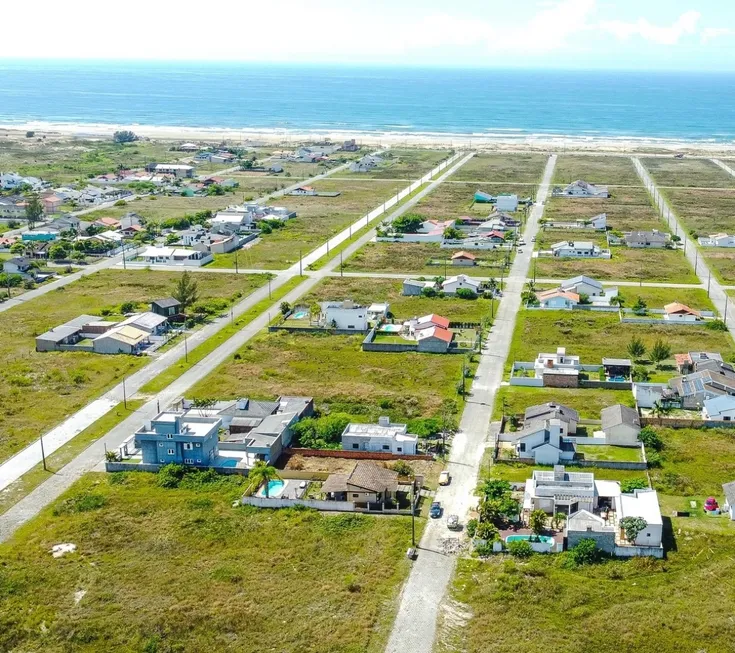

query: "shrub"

left=407, top=417, right=441, bottom=438
left=638, top=426, right=663, bottom=451
left=646, top=451, right=662, bottom=468
left=473, top=542, right=495, bottom=558
left=620, top=516, right=647, bottom=542
left=466, top=518, right=478, bottom=538
left=565, top=538, right=601, bottom=566
left=507, top=540, right=533, bottom=558
left=475, top=521, right=500, bottom=541
left=157, top=463, right=187, bottom=488
left=621, top=478, right=649, bottom=493
left=456, top=288, right=477, bottom=300
left=706, top=320, right=728, bottom=332
left=118, top=301, right=138, bottom=314
left=390, top=460, right=414, bottom=477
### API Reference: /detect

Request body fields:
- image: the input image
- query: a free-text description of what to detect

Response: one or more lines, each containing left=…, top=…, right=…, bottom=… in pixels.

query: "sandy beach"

left=2, top=120, right=735, bottom=156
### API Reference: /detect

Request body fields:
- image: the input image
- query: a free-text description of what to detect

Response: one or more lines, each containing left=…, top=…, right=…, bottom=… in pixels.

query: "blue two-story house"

left=134, top=412, right=221, bottom=466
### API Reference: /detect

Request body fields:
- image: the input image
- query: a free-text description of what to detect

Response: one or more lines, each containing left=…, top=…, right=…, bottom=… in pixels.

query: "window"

left=158, top=443, right=164, bottom=447
left=184, top=458, right=193, bottom=464
left=382, top=445, right=390, bottom=450
left=352, top=494, right=359, bottom=498
left=195, top=443, right=201, bottom=447
left=183, top=443, right=193, bottom=451
left=167, top=448, right=174, bottom=455
left=167, top=433, right=173, bottom=439
left=725, top=416, right=731, bottom=421
left=519, top=443, right=526, bottom=452
left=352, top=443, right=359, bottom=449
left=196, top=459, right=201, bottom=463
left=397, top=447, right=402, bottom=453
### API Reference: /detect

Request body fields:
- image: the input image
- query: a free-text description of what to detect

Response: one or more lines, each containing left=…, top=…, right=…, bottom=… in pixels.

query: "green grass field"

left=492, top=386, right=635, bottom=420
left=0, top=471, right=416, bottom=653
left=408, top=181, right=529, bottom=221
left=553, top=155, right=641, bottom=186
left=298, top=276, right=495, bottom=323
left=643, top=157, right=735, bottom=188
left=661, top=187, right=735, bottom=235
left=211, top=179, right=407, bottom=270
left=341, top=148, right=451, bottom=179
left=0, top=269, right=265, bottom=463
left=450, top=153, right=548, bottom=184
left=344, top=242, right=511, bottom=277
left=83, top=194, right=237, bottom=224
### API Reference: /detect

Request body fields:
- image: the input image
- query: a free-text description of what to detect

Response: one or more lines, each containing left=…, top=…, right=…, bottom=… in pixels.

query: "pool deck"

left=500, top=525, right=564, bottom=546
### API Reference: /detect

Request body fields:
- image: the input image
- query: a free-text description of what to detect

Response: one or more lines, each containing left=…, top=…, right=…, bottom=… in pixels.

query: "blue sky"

left=3, top=0, right=735, bottom=70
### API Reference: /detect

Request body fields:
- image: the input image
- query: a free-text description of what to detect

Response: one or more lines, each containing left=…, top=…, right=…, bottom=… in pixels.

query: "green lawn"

left=188, top=329, right=469, bottom=423
left=576, top=444, right=643, bottom=463
left=0, top=471, right=417, bottom=653
left=643, top=157, right=735, bottom=188
left=344, top=242, right=511, bottom=277
left=408, top=181, right=529, bottom=222
left=341, top=148, right=452, bottom=179
left=704, top=251, right=735, bottom=284
left=0, top=269, right=265, bottom=463
left=211, top=179, right=407, bottom=270
left=450, top=153, right=548, bottom=184
left=298, top=276, right=495, bottom=323
left=553, top=155, right=642, bottom=186
left=83, top=194, right=237, bottom=223
left=661, top=187, right=735, bottom=235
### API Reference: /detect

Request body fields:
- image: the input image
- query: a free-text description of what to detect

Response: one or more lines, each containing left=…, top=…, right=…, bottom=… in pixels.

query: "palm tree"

left=651, top=401, right=672, bottom=425
left=249, top=460, right=280, bottom=498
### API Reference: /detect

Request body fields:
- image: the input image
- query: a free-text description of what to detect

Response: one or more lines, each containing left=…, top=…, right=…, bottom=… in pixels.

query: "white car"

left=439, top=470, right=451, bottom=486
left=517, top=248, right=524, bottom=253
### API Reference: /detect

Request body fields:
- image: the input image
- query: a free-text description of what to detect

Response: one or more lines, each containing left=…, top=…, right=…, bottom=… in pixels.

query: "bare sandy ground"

left=2, top=121, right=735, bottom=156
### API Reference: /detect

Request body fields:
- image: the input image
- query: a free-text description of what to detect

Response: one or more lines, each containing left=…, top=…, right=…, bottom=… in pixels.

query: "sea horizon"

left=1, top=61, right=735, bottom=144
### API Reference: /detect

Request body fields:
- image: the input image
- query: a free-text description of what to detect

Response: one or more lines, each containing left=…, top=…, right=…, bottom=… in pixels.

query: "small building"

left=3, top=256, right=33, bottom=276
left=415, top=325, right=454, bottom=353
left=92, top=325, right=149, bottom=355
left=117, top=312, right=170, bottom=336
left=341, top=416, right=418, bottom=455
left=451, top=251, right=477, bottom=267
left=93, top=217, right=121, bottom=230
left=367, top=303, right=390, bottom=322
left=534, top=347, right=581, bottom=386
left=290, top=185, right=318, bottom=196
left=496, top=194, right=519, bottom=212
left=320, top=300, right=367, bottom=330
left=154, top=164, right=194, bottom=179
left=134, top=411, right=220, bottom=466
left=699, top=233, right=735, bottom=248
left=151, top=297, right=182, bottom=318
left=411, top=314, right=450, bottom=334
left=601, top=404, right=641, bottom=446
left=140, top=246, right=213, bottom=267
left=702, top=395, right=735, bottom=421
left=442, top=274, right=480, bottom=295
left=269, top=163, right=284, bottom=174
left=341, top=139, right=360, bottom=152
left=322, top=461, right=400, bottom=508
left=551, top=240, right=608, bottom=258
left=602, top=358, right=632, bottom=381
left=524, top=402, right=579, bottom=434
left=514, top=418, right=576, bottom=465
left=402, top=279, right=436, bottom=296
left=663, top=302, right=701, bottom=322
left=560, top=275, right=604, bottom=297
left=722, top=481, right=735, bottom=520
left=42, top=195, right=63, bottom=214
left=625, top=230, right=668, bottom=248
left=536, top=288, right=579, bottom=309
left=553, top=180, right=609, bottom=198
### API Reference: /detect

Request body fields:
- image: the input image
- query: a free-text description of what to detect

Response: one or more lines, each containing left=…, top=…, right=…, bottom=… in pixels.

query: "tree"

left=280, top=301, right=291, bottom=315
left=552, top=512, right=567, bottom=530
left=421, top=286, right=437, bottom=298
left=172, top=271, right=199, bottom=312
left=439, top=399, right=458, bottom=453
left=578, top=292, right=591, bottom=305
left=650, top=401, right=672, bottom=425
left=638, top=426, right=663, bottom=451
left=632, top=366, right=650, bottom=382
left=475, top=521, right=499, bottom=541
left=48, top=243, right=70, bottom=260
left=248, top=460, right=281, bottom=498
left=529, top=509, right=547, bottom=535
left=25, top=193, right=44, bottom=230
left=619, top=516, right=647, bottom=543
left=192, top=397, right=216, bottom=416
left=610, top=294, right=625, bottom=308
left=632, top=296, right=648, bottom=315
left=456, top=288, right=477, bottom=300
left=392, top=213, right=424, bottom=234
left=443, top=226, right=463, bottom=240
left=113, top=130, right=138, bottom=144
left=649, top=339, right=671, bottom=367
left=627, top=336, right=646, bottom=361
left=390, top=460, right=414, bottom=477
left=475, top=479, right=512, bottom=501
left=292, top=413, right=352, bottom=448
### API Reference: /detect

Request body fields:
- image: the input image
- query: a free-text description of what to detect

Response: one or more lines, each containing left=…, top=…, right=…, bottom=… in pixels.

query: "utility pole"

left=708, top=271, right=711, bottom=297
left=184, top=333, right=188, bottom=362
left=235, top=250, right=239, bottom=274
left=411, top=477, right=416, bottom=547
left=299, top=249, right=303, bottom=276
left=725, top=295, right=729, bottom=325
left=122, top=374, right=127, bottom=409
left=340, top=251, right=343, bottom=277
left=268, top=276, right=272, bottom=299
left=40, top=432, right=47, bottom=471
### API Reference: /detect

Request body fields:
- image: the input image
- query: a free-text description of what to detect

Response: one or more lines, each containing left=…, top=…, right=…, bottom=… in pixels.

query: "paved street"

left=385, top=154, right=557, bottom=653
left=0, top=151, right=472, bottom=543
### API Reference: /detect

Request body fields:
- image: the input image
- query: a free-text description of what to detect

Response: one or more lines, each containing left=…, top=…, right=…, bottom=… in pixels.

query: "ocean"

left=0, top=60, right=734, bottom=143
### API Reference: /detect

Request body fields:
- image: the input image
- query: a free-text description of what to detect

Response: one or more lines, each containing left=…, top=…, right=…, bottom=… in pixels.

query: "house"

left=669, top=369, right=735, bottom=409
left=524, top=402, right=579, bottom=434
left=93, top=217, right=121, bottom=230
left=320, top=300, right=368, bottom=330
left=410, top=314, right=450, bottom=334
left=367, top=303, right=390, bottom=322
left=602, top=358, right=632, bottom=381
left=442, top=274, right=480, bottom=295
left=415, top=325, right=454, bottom=353
left=588, top=213, right=607, bottom=230
left=618, top=488, right=664, bottom=549
left=269, top=164, right=284, bottom=173
left=341, top=416, right=418, bottom=455
left=625, top=230, right=668, bottom=248
left=514, top=418, right=576, bottom=465
left=120, top=224, right=145, bottom=238
left=3, top=256, right=33, bottom=276
left=702, top=395, right=735, bottom=421
left=663, top=302, right=701, bottom=322
left=699, top=233, right=735, bottom=248
left=41, top=195, right=63, bottom=214
left=523, top=466, right=618, bottom=515
left=178, top=142, right=199, bottom=152
left=0, top=172, right=45, bottom=191
left=290, top=185, right=317, bottom=196
left=559, top=275, right=604, bottom=297
left=134, top=411, right=220, bottom=466
left=553, top=180, right=610, bottom=198
left=341, top=139, right=360, bottom=151
left=675, top=351, right=727, bottom=375
left=474, top=190, right=494, bottom=203
left=151, top=297, right=182, bottom=318
left=536, top=288, right=580, bottom=309
left=551, top=240, right=609, bottom=258
left=350, top=154, right=383, bottom=172
left=154, top=164, right=194, bottom=178
left=322, top=462, right=400, bottom=508
left=534, top=347, right=581, bottom=385
left=119, top=213, right=143, bottom=229
left=0, top=196, right=27, bottom=219
left=496, top=194, right=519, bottom=212
left=402, top=279, right=436, bottom=296
left=601, top=404, right=641, bottom=446
left=92, top=325, right=149, bottom=354
left=140, top=246, right=213, bottom=267
left=722, top=481, right=735, bottom=520
left=451, top=251, right=476, bottom=266
left=117, top=312, right=170, bottom=336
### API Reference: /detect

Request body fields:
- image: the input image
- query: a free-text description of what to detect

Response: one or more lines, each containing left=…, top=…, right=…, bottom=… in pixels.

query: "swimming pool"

left=219, top=459, right=238, bottom=468
left=292, top=311, right=308, bottom=320
left=505, top=534, right=555, bottom=544
left=380, top=324, right=402, bottom=333
left=256, top=480, right=285, bottom=498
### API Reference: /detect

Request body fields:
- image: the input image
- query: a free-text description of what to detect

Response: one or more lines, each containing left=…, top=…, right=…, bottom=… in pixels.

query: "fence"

left=282, top=447, right=433, bottom=461
left=640, top=417, right=735, bottom=429
left=105, top=461, right=250, bottom=476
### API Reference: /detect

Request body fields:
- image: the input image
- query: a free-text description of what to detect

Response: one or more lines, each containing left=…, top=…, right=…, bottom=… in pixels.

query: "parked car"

left=517, top=248, right=524, bottom=253
left=447, top=514, right=460, bottom=530
left=430, top=501, right=442, bottom=518
left=438, top=471, right=451, bottom=486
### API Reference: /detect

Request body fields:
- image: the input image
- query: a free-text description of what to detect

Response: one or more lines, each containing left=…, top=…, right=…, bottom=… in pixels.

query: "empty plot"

left=451, top=153, right=548, bottom=184
left=553, top=155, right=641, bottom=186
left=343, top=148, right=451, bottom=179
left=643, top=157, right=735, bottom=188
left=663, top=187, right=735, bottom=234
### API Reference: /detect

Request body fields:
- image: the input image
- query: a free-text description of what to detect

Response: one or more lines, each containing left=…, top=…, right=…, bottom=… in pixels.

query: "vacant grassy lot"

left=442, top=517, right=735, bottom=653
left=342, top=148, right=451, bottom=179
left=212, top=179, right=405, bottom=269
left=344, top=242, right=510, bottom=277
left=0, top=269, right=265, bottom=462
left=553, top=155, right=641, bottom=186
left=702, top=251, right=735, bottom=284
left=84, top=194, right=237, bottom=223
left=643, top=156, right=735, bottom=188
left=450, top=153, right=548, bottom=184
left=189, top=329, right=467, bottom=423
left=300, top=276, right=495, bottom=323
left=661, top=187, right=735, bottom=235
left=543, top=186, right=662, bottom=232
left=0, top=471, right=415, bottom=653
left=409, top=181, right=528, bottom=221
left=506, top=310, right=734, bottom=374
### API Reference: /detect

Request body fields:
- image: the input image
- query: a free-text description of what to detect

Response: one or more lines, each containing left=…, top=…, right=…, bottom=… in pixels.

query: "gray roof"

left=151, top=297, right=181, bottom=309
left=601, top=404, right=640, bottom=431
left=119, top=312, right=168, bottom=331
left=602, top=358, right=632, bottom=367
left=403, top=279, right=426, bottom=287
left=218, top=398, right=279, bottom=419
left=36, top=325, right=80, bottom=343
left=524, top=402, right=579, bottom=424
left=723, top=481, right=735, bottom=507
left=560, top=275, right=602, bottom=290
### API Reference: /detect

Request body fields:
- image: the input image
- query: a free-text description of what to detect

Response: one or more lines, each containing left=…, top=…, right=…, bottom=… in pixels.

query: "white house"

left=341, top=416, right=418, bottom=455
left=588, top=213, right=607, bottom=230
left=560, top=275, right=604, bottom=297
left=553, top=180, right=610, bottom=198
left=514, top=418, right=576, bottom=465
left=702, top=395, right=735, bottom=421
left=92, top=325, right=149, bottom=355
left=367, top=303, right=390, bottom=322
left=140, top=246, right=213, bottom=267
left=536, top=288, right=580, bottom=309
left=534, top=347, right=581, bottom=379
left=442, top=274, right=480, bottom=295
left=619, top=489, right=663, bottom=548
left=402, top=279, right=437, bottom=296
left=600, top=404, right=641, bottom=446
left=551, top=241, right=610, bottom=258
left=663, top=302, right=701, bottom=323
left=154, top=164, right=194, bottom=178
left=320, top=300, right=368, bottom=330
left=495, top=194, right=519, bottom=212
left=699, top=233, right=735, bottom=248
left=523, top=466, right=620, bottom=515
left=722, top=482, right=735, bottom=520
left=625, top=230, right=668, bottom=248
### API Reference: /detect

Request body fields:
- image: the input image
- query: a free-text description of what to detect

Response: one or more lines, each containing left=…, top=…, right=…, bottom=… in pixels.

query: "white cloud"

left=701, top=27, right=733, bottom=43
left=600, top=10, right=701, bottom=45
